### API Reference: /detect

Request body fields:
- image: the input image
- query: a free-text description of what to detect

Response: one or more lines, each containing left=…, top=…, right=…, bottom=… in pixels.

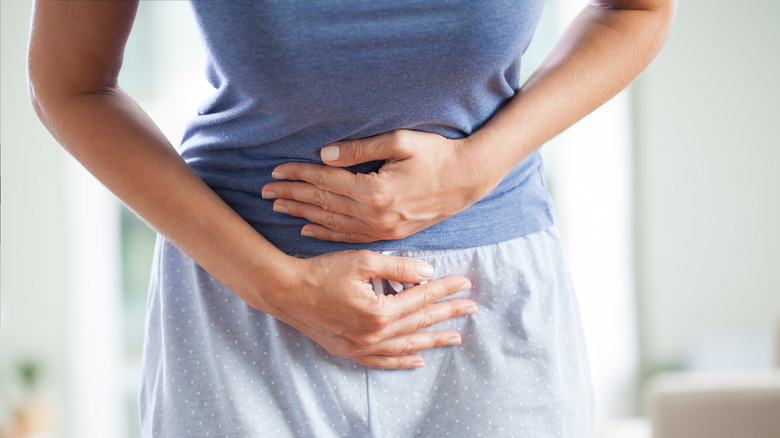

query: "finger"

left=272, top=162, right=375, bottom=198
left=353, top=354, right=425, bottom=370
left=354, top=327, right=468, bottom=369
left=382, top=298, right=477, bottom=340
left=272, top=198, right=374, bottom=235
left=369, top=329, right=463, bottom=356
left=262, top=181, right=363, bottom=217
left=385, top=276, right=473, bottom=317
left=300, top=223, right=379, bottom=243
left=354, top=329, right=464, bottom=369
left=351, top=251, right=438, bottom=283
left=321, top=130, right=414, bottom=167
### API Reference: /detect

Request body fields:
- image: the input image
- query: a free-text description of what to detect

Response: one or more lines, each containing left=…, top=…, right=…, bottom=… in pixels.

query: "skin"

left=28, top=0, right=675, bottom=368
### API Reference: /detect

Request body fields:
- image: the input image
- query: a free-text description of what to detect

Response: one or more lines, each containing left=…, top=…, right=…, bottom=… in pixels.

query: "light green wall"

left=1, top=0, right=70, bottom=433
left=633, top=0, right=780, bottom=378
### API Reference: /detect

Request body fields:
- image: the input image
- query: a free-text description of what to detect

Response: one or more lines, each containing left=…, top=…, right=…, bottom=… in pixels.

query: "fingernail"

left=321, top=145, right=340, bottom=162
left=301, top=229, right=314, bottom=237
left=447, top=336, right=461, bottom=346
left=416, top=261, right=434, bottom=278
left=412, top=359, right=425, bottom=368
left=271, top=170, right=286, bottom=179
left=273, top=203, right=289, bottom=214
left=464, top=305, right=478, bottom=315
left=261, top=190, right=277, bottom=199
left=458, top=281, right=472, bottom=292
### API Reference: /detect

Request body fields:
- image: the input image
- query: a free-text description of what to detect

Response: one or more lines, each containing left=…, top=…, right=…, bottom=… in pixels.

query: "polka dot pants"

left=139, top=227, right=594, bottom=437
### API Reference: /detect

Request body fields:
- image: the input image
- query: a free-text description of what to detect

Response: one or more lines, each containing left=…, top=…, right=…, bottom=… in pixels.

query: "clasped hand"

left=257, top=129, right=492, bottom=368
left=262, top=129, right=490, bottom=243
left=254, top=251, right=476, bottom=369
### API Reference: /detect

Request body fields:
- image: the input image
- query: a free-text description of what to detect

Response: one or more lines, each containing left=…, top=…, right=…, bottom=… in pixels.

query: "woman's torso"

left=182, top=0, right=552, bottom=255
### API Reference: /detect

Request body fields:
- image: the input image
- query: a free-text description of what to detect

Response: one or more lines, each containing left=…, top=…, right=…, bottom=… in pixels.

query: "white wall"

left=633, top=0, right=780, bottom=380
left=538, top=0, right=638, bottom=421
left=4, top=0, right=779, bottom=433
left=1, top=2, right=207, bottom=435
left=0, top=0, right=69, bottom=434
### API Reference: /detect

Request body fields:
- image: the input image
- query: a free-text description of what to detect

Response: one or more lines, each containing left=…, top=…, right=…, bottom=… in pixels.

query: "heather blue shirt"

left=182, top=0, right=552, bottom=255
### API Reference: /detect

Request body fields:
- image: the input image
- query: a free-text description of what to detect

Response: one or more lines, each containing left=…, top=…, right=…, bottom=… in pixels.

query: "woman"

left=28, top=0, right=675, bottom=436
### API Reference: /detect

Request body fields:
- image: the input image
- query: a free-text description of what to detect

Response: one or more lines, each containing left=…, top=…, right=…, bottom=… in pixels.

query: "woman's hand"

left=260, top=0, right=678, bottom=247
left=28, top=1, right=478, bottom=372
left=251, top=250, right=477, bottom=369
left=261, top=130, right=501, bottom=243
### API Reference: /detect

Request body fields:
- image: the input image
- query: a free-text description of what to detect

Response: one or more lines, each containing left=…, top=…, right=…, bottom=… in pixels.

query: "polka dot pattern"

left=139, top=227, right=594, bottom=437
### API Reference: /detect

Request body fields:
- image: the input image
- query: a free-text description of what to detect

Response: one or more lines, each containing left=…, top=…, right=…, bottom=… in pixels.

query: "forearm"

left=31, top=87, right=292, bottom=310
left=468, top=0, right=676, bottom=188
left=26, top=0, right=481, bottom=369
left=27, top=0, right=294, bottom=308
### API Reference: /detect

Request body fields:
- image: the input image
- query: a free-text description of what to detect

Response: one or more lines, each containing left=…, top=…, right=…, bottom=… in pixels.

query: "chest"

left=191, top=0, right=544, bottom=117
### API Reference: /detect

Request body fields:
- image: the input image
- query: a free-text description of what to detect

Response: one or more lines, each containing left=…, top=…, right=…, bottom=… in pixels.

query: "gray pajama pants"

left=139, top=227, right=594, bottom=437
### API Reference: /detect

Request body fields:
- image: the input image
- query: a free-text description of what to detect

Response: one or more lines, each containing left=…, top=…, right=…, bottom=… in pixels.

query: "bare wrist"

left=231, top=249, right=303, bottom=315
left=453, top=136, right=507, bottom=204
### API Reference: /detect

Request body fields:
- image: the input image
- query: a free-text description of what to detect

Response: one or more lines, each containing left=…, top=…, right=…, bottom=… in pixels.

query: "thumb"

left=321, top=131, right=413, bottom=167
left=353, top=251, right=434, bottom=284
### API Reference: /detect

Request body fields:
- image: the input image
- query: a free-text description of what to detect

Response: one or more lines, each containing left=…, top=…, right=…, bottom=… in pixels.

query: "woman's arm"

left=28, top=1, right=283, bottom=303
left=467, top=0, right=678, bottom=189
left=262, top=0, right=677, bottom=243
left=28, top=0, right=476, bottom=369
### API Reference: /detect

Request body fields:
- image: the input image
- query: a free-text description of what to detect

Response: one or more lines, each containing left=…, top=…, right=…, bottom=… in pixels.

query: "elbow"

left=664, top=1, right=678, bottom=31
left=26, top=70, right=65, bottom=149
left=27, top=49, right=57, bottom=128
left=26, top=81, right=66, bottom=144
left=27, top=75, right=47, bottom=124
left=654, top=0, right=678, bottom=50
left=591, top=0, right=678, bottom=23
left=652, top=0, right=678, bottom=29
left=592, top=0, right=678, bottom=51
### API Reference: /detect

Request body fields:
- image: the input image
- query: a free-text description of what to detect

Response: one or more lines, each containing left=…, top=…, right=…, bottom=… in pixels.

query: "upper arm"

left=28, top=0, right=139, bottom=105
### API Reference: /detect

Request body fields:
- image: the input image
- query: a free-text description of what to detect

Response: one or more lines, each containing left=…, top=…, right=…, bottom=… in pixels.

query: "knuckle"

left=366, top=190, right=388, bottom=209
left=343, top=233, right=367, bottom=244
left=367, top=311, right=391, bottom=331
left=450, top=302, right=463, bottom=318
left=312, top=171, right=329, bottom=191
left=374, top=356, right=402, bottom=370
left=385, top=226, right=407, bottom=240
left=373, top=212, right=396, bottom=231
left=351, top=139, right=366, bottom=163
left=416, top=310, right=435, bottom=332
left=354, top=250, right=377, bottom=271
left=400, top=337, right=417, bottom=355
left=422, top=284, right=436, bottom=307
left=324, top=211, right=339, bottom=231
left=354, top=331, right=381, bottom=347
left=389, top=130, right=413, bottom=154
left=395, top=258, right=412, bottom=280
left=388, top=129, right=406, bottom=145
left=337, top=343, right=360, bottom=358
left=354, top=172, right=374, bottom=187
left=367, top=356, right=387, bottom=369
left=363, top=302, right=393, bottom=330
left=313, top=189, right=329, bottom=210
left=326, top=338, right=353, bottom=357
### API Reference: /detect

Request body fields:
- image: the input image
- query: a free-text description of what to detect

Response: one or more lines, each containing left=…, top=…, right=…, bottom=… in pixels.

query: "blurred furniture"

left=593, top=417, right=651, bottom=438
left=646, top=308, right=780, bottom=438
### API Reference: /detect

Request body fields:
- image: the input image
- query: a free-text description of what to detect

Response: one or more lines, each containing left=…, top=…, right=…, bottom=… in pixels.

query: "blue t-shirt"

left=182, top=0, right=552, bottom=255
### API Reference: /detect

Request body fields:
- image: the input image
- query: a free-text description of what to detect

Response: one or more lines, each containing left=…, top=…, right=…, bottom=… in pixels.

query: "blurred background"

left=1, top=1, right=778, bottom=437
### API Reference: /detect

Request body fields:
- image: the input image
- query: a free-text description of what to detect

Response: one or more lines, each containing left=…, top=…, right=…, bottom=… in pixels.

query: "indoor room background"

left=2, top=0, right=778, bottom=437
